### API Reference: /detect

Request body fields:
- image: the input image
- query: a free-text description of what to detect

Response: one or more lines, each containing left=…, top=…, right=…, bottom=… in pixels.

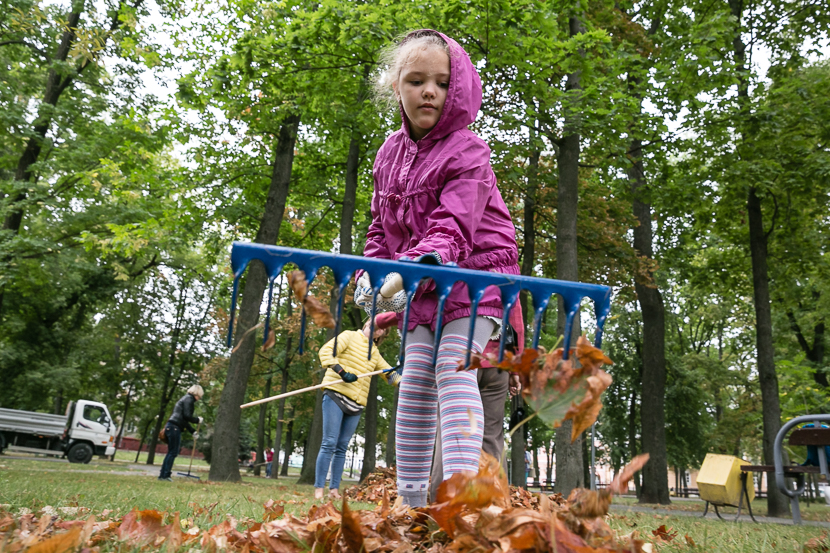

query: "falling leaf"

left=497, top=337, right=612, bottom=440
left=461, top=408, right=478, bottom=438
left=262, top=328, right=276, bottom=352
left=607, top=454, right=650, bottom=496
left=287, top=270, right=335, bottom=328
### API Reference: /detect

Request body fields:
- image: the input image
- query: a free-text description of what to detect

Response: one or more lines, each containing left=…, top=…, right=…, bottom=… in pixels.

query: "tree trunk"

left=111, top=381, right=134, bottom=461
left=546, top=440, right=554, bottom=486
left=385, top=387, right=399, bottom=467
left=360, top=375, right=380, bottom=481
left=532, top=446, right=540, bottom=486
left=725, top=0, right=788, bottom=517
left=209, top=113, right=300, bottom=482
left=134, top=418, right=153, bottom=463
left=280, top=405, right=295, bottom=476
left=629, top=136, right=671, bottom=504
left=554, top=15, right=585, bottom=497
left=748, top=186, right=789, bottom=516
left=512, top=142, right=539, bottom=492
left=298, top=388, right=325, bottom=484
left=270, top=363, right=290, bottom=480
left=254, top=377, right=272, bottom=477
left=510, top=396, right=527, bottom=488
left=629, top=389, right=641, bottom=497
left=298, top=105, right=363, bottom=484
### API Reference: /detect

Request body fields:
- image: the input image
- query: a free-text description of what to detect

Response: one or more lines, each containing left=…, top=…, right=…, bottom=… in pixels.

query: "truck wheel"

left=67, top=443, right=93, bottom=464
left=0, top=432, right=5, bottom=454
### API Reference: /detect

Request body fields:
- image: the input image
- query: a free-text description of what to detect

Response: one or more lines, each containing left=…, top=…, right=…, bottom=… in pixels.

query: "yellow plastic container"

left=697, top=453, right=755, bottom=506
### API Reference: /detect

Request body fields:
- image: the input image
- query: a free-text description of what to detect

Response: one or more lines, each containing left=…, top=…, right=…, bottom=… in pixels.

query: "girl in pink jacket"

left=357, top=30, right=523, bottom=507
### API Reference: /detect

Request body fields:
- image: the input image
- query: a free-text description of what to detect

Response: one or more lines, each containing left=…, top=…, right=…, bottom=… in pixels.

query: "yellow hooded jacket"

left=318, top=330, right=393, bottom=406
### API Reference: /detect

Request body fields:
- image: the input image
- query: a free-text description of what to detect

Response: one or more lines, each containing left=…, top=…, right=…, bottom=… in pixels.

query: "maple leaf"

left=287, top=270, right=335, bottom=328
left=512, top=336, right=612, bottom=440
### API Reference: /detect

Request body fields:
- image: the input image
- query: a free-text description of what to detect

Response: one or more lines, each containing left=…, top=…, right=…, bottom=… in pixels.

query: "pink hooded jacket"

left=364, top=30, right=523, bottom=346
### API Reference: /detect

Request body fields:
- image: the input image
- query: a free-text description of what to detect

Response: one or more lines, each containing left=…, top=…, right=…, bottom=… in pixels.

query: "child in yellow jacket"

left=314, top=313, right=399, bottom=499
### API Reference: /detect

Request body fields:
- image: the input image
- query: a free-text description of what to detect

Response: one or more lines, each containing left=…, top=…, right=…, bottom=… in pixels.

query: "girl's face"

left=394, top=47, right=450, bottom=140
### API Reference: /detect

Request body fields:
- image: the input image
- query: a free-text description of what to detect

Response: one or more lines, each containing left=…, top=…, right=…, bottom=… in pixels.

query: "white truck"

left=0, top=399, right=117, bottom=463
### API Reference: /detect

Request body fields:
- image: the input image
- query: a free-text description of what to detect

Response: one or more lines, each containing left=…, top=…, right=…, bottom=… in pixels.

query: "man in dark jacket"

left=159, top=385, right=204, bottom=481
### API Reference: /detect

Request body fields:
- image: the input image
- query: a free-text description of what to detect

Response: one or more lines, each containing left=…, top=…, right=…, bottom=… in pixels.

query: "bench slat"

left=789, top=428, right=830, bottom=446
left=741, top=465, right=821, bottom=474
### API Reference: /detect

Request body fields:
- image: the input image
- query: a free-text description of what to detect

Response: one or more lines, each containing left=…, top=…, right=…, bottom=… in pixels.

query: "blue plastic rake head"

left=226, top=242, right=613, bottom=367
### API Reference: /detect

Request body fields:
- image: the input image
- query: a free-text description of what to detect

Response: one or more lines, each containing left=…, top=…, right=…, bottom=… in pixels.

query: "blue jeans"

left=314, top=394, right=361, bottom=489
left=159, top=423, right=181, bottom=479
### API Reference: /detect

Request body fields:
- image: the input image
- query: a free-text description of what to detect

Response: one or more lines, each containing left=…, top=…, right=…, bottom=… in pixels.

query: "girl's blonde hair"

left=187, top=384, right=204, bottom=398
left=374, top=30, right=450, bottom=111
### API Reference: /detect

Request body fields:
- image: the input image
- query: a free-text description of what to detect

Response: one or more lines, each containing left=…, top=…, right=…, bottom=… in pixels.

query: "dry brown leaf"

left=651, top=524, right=677, bottom=542
left=340, top=497, right=365, bottom=552
left=263, top=500, right=284, bottom=522
left=26, top=526, right=83, bottom=553
left=262, top=328, right=276, bottom=352
left=607, top=454, right=650, bottom=496
left=287, top=270, right=335, bottom=329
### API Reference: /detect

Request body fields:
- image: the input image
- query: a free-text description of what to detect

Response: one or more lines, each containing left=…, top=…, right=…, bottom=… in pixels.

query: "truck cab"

left=63, top=400, right=117, bottom=463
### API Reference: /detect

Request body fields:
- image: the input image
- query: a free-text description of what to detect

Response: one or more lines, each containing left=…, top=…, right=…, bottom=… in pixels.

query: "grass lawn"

left=0, top=455, right=375, bottom=520
left=613, top=494, right=830, bottom=522
left=606, top=510, right=827, bottom=552
left=1, top=456, right=827, bottom=552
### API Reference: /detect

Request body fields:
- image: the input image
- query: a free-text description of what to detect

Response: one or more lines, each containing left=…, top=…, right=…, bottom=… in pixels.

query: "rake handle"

left=187, top=421, right=200, bottom=475
left=240, top=368, right=387, bottom=409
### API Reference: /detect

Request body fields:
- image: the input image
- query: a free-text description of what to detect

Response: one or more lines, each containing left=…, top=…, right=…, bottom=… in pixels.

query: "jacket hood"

left=399, top=30, right=482, bottom=141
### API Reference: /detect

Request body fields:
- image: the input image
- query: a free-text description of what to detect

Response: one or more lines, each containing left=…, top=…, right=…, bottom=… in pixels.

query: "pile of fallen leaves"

left=346, top=466, right=398, bottom=503
left=2, top=454, right=654, bottom=553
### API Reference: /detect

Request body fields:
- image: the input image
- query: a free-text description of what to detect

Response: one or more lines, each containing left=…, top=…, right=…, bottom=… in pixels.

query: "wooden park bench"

left=740, top=415, right=830, bottom=524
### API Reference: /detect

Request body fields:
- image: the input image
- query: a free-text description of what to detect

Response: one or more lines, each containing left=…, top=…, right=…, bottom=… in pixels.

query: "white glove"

left=380, top=273, right=403, bottom=298
left=198, top=416, right=204, bottom=424
left=354, top=273, right=373, bottom=311
left=354, top=273, right=407, bottom=315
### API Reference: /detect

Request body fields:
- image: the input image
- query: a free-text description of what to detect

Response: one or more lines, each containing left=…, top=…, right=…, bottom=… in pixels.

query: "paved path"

left=610, top=503, right=830, bottom=527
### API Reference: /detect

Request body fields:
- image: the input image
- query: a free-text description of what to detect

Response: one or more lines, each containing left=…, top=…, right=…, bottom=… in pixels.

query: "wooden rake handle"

left=240, top=368, right=388, bottom=409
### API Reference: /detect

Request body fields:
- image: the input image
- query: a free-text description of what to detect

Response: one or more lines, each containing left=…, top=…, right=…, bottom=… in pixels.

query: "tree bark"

left=748, top=186, right=789, bottom=516
left=629, top=136, right=671, bottom=504
left=280, top=405, right=295, bottom=476
left=554, top=15, right=585, bottom=497
left=510, top=396, right=527, bottom=488
left=254, top=377, right=272, bottom=476
left=298, top=388, right=325, bottom=484
left=512, top=141, right=540, bottom=492
left=359, top=375, right=380, bottom=481
left=726, top=0, right=789, bottom=517
left=209, top=113, right=300, bottom=482
left=385, top=387, right=399, bottom=467
left=629, top=389, right=641, bottom=497
left=297, top=93, right=364, bottom=483
left=270, top=362, right=290, bottom=479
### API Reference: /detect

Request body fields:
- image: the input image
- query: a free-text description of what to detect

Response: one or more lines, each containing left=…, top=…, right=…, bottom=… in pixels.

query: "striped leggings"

left=396, top=317, right=494, bottom=505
